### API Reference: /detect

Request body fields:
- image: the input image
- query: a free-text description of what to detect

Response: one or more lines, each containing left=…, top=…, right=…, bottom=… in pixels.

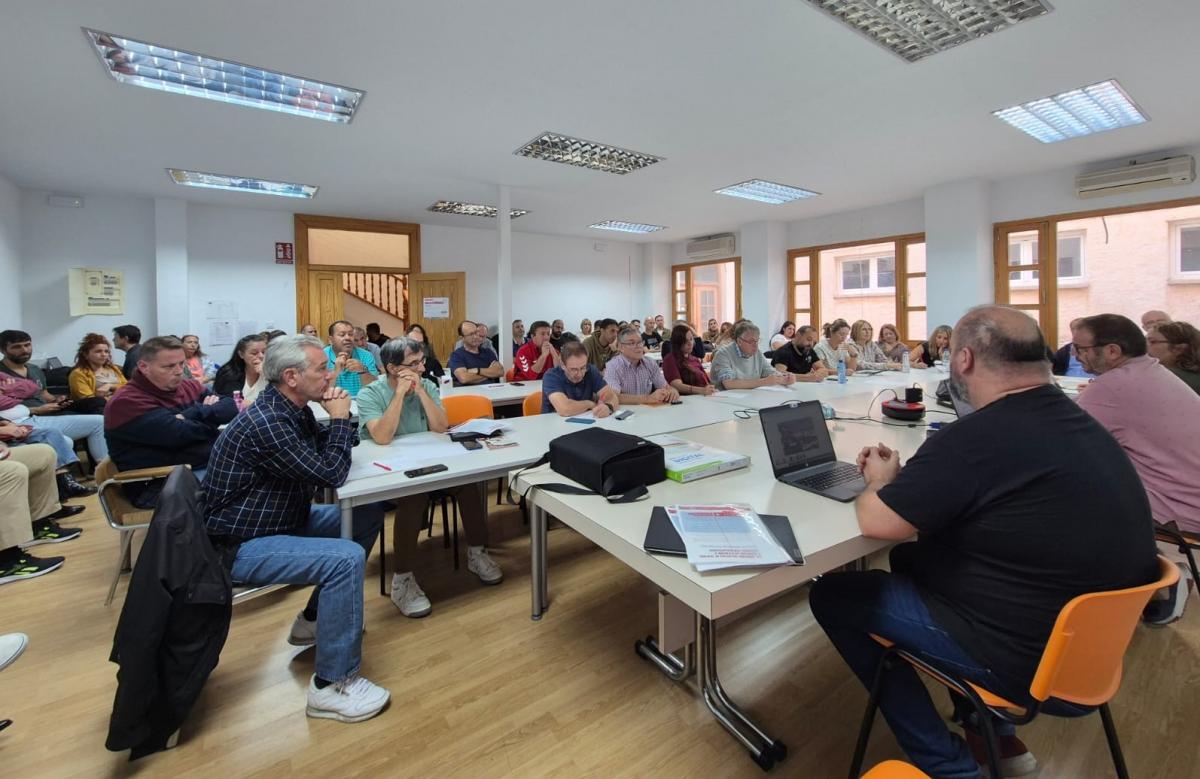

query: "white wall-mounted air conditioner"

left=685, top=233, right=736, bottom=260
left=1075, top=155, right=1195, bottom=199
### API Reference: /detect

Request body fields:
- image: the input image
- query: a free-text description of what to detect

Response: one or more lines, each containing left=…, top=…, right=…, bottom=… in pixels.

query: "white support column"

left=738, top=221, right=787, bottom=330
left=924, top=179, right=994, bottom=329
left=154, top=197, right=189, bottom=338
left=496, top=185, right=513, bottom=370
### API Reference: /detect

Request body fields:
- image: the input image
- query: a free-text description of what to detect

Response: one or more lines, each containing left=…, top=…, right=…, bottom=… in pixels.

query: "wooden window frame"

left=994, top=195, right=1200, bottom=347
left=789, top=232, right=925, bottom=341
left=669, top=257, right=742, bottom=330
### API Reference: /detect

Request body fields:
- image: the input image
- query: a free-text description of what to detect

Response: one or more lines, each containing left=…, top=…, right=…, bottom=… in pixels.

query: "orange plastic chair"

left=849, top=556, right=1179, bottom=779
left=522, top=391, right=543, bottom=416
left=442, top=395, right=493, bottom=426
left=861, top=761, right=929, bottom=779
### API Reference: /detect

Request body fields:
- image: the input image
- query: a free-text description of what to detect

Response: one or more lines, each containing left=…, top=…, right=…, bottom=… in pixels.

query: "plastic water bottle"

left=232, top=390, right=244, bottom=412
left=901, top=351, right=911, bottom=373
left=438, top=374, right=452, bottom=394
left=837, top=353, right=847, bottom=384
left=940, top=347, right=951, bottom=373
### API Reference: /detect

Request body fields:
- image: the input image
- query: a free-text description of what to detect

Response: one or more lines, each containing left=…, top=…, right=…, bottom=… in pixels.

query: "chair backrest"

left=442, top=395, right=494, bottom=426
left=95, top=458, right=141, bottom=528
left=1029, top=555, right=1178, bottom=706
left=522, top=391, right=543, bottom=416
left=862, top=761, right=930, bottom=779
left=505, top=367, right=516, bottom=382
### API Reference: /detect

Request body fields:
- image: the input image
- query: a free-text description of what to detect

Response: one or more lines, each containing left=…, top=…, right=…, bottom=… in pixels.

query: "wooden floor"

left=3, top=490, right=1199, bottom=779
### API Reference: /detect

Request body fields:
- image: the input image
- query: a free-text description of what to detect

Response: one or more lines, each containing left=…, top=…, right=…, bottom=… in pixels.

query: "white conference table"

left=441, top=379, right=542, bottom=407
left=699, top=367, right=948, bottom=411
left=513, top=389, right=930, bottom=769
left=333, top=396, right=746, bottom=538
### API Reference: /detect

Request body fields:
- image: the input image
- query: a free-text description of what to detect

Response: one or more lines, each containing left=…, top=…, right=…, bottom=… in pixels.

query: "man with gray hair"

left=709, top=320, right=795, bottom=390
left=603, top=325, right=678, bottom=404
left=204, top=334, right=390, bottom=724
left=808, top=306, right=1157, bottom=777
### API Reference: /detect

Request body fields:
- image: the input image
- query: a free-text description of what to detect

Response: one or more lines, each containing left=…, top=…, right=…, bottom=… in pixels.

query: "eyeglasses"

left=737, top=335, right=759, bottom=346
left=399, top=356, right=426, bottom=369
left=1070, top=343, right=1102, bottom=354
left=1146, top=337, right=1170, bottom=346
left=619, top=340, right=644, bottom=348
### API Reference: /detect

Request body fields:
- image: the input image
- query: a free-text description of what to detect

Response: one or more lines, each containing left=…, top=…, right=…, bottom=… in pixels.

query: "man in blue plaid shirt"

left=204, top=334, right=389, bottom=723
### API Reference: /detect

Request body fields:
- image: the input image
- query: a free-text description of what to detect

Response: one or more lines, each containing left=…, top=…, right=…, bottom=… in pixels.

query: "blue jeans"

left=810, top=550, right=1089, bottom=779
left=28, top=414, right=108, bottom=461
left=230, top=503, right=383, bottom=682
left=22, top=427, right=78, bottom=468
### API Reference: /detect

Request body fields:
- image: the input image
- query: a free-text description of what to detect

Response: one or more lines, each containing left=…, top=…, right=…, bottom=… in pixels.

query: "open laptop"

left=758, top=401, right=865, bottom=502
left=935, top=379, right=975, bottom=417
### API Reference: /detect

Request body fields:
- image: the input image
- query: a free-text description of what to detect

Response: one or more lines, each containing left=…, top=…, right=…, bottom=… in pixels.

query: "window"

left=698, top=289, right=717, bottom=324
left=836, top=254, right=895, bottom=295
left=670, top=258, right=740, bottom=331
left=1008, top=230, right=1085, bottom=287
left=1172, top=220, right=1200, bottom=281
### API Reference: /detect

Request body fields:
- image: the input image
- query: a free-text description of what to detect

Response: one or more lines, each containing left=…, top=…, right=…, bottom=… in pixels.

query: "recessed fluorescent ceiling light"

left=589, top=221, right=666, bottom=234
left=515, top=132, right=664, bottom=175
left=428, top=201, right=529, bottom=219
left=715, top=179, right=820, bottom=204
left=993, top=80, right=1147, bottom=143
left=167, top=169, right=318, bottom=199
left=804, top=1, right=1051, bottom=63
left=84, top=28, right=364, bottom=123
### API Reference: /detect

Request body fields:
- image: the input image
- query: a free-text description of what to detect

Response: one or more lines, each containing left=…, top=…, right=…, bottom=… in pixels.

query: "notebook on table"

left=643, top=506, right=804, bottom=565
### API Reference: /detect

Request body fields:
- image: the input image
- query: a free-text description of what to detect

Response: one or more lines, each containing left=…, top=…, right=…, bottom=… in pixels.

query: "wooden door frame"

left=294, top=214, right=421, bottom=330
left=789, top=232, right=925, bottom=339
left=669, top=257, right=742, bottom=330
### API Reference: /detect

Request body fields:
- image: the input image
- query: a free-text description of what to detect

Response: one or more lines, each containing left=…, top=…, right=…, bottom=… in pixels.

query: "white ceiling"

left=2, top=0, right=1198, bottom=242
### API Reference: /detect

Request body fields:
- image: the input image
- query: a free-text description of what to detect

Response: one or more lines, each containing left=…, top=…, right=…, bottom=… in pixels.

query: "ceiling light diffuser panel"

left=515, top=132, right=664, bottom=175
left=715, top=179, right=820, bottom=204
left=428, top=201, right=529, bottom=219
left=85, top=29, right=364, bottom=123
left=589, top=221, right=666, bottom=234
left=804, top=0, right=1051, bottom=63
left=993, top=80, right=1147, bottom=143
left=167, top=169, right=318, bottom=198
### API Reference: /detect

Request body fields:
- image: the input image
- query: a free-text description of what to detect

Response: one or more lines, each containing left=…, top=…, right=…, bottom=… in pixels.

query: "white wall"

left=786, top=198, right=925, bottom=249
left=186, top=203, right=296, bottom=357
left=20, top=190, right=157, bottom=361
left=0, top=173, right=20, bottom=324
left=421, top=223, right=641, bottom=334
left=924, top=179, right=993, bottom=331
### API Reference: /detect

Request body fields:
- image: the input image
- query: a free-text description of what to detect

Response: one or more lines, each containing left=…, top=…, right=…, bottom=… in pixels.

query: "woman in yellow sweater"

left=68, top=333, right=127, bottom=409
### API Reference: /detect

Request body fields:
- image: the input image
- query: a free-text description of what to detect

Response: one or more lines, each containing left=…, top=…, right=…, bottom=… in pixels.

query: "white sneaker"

left=467, top=547, right=503, bottom=585
left=390, top=572, right=432, bottom=618
left=287, top=611, right=317, bottom=647
left=0, top=633, right=28, bottom=672
left=305, top=674, right=390, bottom=723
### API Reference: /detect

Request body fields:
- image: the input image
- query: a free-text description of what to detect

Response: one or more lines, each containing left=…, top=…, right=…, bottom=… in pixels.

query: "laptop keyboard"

left=794, top=462, right=862, bottom=491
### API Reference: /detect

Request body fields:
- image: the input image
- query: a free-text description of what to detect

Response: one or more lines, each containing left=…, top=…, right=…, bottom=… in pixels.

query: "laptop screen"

left=759, top=401, right=836, bottom=476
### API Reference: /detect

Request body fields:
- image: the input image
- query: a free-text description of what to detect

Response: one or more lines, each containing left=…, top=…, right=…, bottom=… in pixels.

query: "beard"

left=5, top=352, right=30, bottom=365
left=948, top=362, right=971, bottom=407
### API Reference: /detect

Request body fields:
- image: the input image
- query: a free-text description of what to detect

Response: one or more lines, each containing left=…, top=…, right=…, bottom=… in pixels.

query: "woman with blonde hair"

left=181, top=335, right=217, bottom=384
left=68, top=333, right=127, bottom=408
left=850, top=320, right=899, bottom=371
left=911, top=325, right=953, bottom=368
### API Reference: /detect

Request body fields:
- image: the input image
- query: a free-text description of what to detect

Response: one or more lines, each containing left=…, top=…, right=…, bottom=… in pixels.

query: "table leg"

left=530, top=502, right=548, bottom=620
left=340, top=502, right=353, bottom=540
left=696, top=616, right=788, bottom=771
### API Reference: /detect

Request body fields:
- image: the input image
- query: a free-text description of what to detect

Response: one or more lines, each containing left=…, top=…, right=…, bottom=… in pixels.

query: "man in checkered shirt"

left=204, top=334, right=389, bottom=723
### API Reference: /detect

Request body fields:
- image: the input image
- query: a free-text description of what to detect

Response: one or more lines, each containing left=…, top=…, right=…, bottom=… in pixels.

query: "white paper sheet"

left=665, top=504, right=792, bottom=572
left=450, top=418, right=512, bottom=435
left=752, top=385, right=794, bottom=393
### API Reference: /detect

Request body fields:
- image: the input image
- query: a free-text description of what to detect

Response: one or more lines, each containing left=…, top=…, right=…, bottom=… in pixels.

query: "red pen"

left=373, top=461, right=392, bottom=472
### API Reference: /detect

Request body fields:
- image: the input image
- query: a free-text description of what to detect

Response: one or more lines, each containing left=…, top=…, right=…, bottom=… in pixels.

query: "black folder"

left=643, top=506, right=804, bottom=565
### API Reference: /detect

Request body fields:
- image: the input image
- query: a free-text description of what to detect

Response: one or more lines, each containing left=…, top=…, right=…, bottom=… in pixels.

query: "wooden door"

left=308, top=271, right=345, bottom=341
left=788, top=251, right=819, bottom=329
left=896, top=237, right=927, bottom=343
left=407, top=272, right=466, bottom=362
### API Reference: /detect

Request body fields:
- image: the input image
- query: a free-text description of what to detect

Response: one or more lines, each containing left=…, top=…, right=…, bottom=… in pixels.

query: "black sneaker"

left=56, top=472, right=96, bottom=500
left=21, top=519, right=82, bottom=548
left=0, top=554, right=65, bottom=585
left=45, top=504, right=85, bottom=520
